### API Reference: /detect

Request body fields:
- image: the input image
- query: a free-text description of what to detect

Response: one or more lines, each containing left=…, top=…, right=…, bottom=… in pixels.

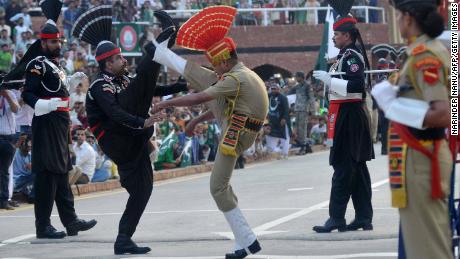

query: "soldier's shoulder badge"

left=414, top=56, right=442, bottom=69
left=30, top=68, right=41, bottom=75
left=412, top=44, right=427, bottom=56
left=102, top=84, right=115, bottom=94
left=103, top=74, right=114, bottom=83
left=422, top=67, right=439, bottom=85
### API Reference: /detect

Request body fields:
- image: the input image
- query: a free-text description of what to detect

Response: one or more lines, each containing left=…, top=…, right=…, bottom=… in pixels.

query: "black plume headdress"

left=72, top=5, right=120, bottom=63
left=0, top=0, right=63, bottom=89
left=327, top=0, right=357, bottom=32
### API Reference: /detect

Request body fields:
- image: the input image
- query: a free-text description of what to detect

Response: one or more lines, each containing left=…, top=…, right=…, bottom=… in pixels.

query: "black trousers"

left=0, top=135, right=15, bottom=203
left=34, top=171, right=77, bottom=231
left=378, top=109, right=389, bottom=154
left=329, top=159, right=373, bottom=221
left=117, top=148, right=153, bottom=237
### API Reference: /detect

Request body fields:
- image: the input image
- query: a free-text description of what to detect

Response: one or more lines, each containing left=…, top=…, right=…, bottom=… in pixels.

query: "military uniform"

left=87, top=56, right=187, bottom=242
left=22, top=55, right=78, bottom=234
left=312, top=4, right=374, bottom=232
left=326, top=44, right=374, bottom=225
left=288, top=79, right=312, bottom=154
left=151, top=7, right=268, bottom=258
left=385, top=34, right=452, bottom=259
left=185, top=61, right=268, bottom=209
left=72, top=6, right=183, bottom=254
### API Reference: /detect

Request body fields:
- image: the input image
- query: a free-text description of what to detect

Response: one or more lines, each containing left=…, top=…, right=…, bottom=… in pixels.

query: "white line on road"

left=288, top=187, right=314, bottom=192
left=0, top=208, right=316, bottom=218
left=120, top=252, right=397, bottom=259
left=0, top=234, right=35, bottom=248
left=253, top=178, right=389, bottom=233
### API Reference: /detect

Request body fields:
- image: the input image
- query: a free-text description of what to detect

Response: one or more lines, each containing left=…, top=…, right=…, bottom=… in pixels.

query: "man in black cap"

left=21, top=1, right=97, bottom=239
left=74, top=7, right=187, bottom=254
left=312, top=0, right=374, bottom=233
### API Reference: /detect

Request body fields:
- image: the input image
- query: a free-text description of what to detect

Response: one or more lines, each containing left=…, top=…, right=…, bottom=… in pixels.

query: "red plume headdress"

left=176, top=6, right=237, bottom=64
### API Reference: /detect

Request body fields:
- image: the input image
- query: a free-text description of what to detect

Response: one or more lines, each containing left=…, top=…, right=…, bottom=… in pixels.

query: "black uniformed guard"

left=72, top=7, right=185, bottom=254
left=312, top=0, right=374, bottom=233
left=19, top=0, right=97, bottom=239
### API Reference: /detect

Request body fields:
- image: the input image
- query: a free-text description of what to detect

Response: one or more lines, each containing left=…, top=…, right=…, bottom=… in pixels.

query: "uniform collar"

left=339, top=43, right=357, bottom=54
left=229, top=62, right=244, bottom=73
left=406, top=34, right=430, bottom=55
left=101, top=71, right=115, bottom=82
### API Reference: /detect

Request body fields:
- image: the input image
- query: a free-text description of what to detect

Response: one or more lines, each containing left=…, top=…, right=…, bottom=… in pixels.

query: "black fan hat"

left=39, top=0, right=62, bottom=40
left=71, top=5, right=119, bottom=62
left=327, top=0, right=357, bottom=32
left=0, top=0, right=63, bottom=89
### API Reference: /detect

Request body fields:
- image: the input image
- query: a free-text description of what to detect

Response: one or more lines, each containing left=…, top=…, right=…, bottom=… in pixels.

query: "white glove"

left=152, top=38, right=187, bottom=75
left=371, top=80, right=397, bottom=112
left=313, top=70, right=332, bottom=87
left=34, top=98, right=69, bottom=116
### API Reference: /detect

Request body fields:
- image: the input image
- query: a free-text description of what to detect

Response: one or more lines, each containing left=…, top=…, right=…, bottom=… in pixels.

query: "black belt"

left=409, top=127, right=445, bottom=140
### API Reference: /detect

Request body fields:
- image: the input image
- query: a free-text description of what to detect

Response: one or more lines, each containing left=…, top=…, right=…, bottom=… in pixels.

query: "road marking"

left=0, top=157, right=295, bottom=215
left=252, top=179, right=389, bottom=233
left=288, top=187, right=314, bottom=192
left=0, top=208, right=313, bottom=218
left=0, top=255, right=395, bottom=259
left=214, top=230, right=287, bottom=240
left=0, top=234, right=35, bottom=248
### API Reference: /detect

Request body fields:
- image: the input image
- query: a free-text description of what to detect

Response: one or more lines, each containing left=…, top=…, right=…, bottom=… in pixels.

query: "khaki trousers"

left=399, top=140, right=453, bottom=259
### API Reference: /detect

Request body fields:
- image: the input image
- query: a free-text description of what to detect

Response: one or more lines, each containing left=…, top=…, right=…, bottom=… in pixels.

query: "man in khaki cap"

left=151, top=7, right=268, bottom=259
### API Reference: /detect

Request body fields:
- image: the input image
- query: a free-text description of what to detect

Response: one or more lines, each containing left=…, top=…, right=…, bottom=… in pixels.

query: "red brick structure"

left=179, top=23, right=389, bottom=77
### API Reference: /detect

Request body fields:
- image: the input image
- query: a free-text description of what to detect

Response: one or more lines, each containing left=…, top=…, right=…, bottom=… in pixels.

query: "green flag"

left=179, top=137, right=193, bottom=168
left=154, top=130, right=178, bottom=170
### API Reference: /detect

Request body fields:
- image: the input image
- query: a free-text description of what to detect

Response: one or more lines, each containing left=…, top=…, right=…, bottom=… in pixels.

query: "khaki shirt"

left=394, top=34, right=450, bottom=102
left=184, top=61, right=268, bottom=128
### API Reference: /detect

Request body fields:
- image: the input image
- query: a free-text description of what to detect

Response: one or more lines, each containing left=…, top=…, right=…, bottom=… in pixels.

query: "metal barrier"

left=162, top=6, right=386, bottom=26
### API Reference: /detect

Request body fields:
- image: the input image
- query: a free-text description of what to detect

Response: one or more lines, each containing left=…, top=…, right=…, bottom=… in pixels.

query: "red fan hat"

left=176, top=6, right=238, bottom=65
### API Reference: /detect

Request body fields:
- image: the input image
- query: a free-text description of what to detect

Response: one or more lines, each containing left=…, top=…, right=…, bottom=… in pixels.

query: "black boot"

left=225, top=239, right=261, bottom=259
left=36, top=225, right=66, bottom=239
left=296, top=146, right=306, bottom=155
left=66, top=219, right=97, bottom=236
left=305, top=143, right=313, bottom=154
left=114, top=234, right=151, bottom=255
left=312, top=218, right=347, bottom=233
left=0, top=201, right=14, bottom=210
left=346, top=219, right=373, bottom=231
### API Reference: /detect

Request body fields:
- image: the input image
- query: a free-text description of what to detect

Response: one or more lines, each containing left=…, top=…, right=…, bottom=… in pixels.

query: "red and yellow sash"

left=389, top=122, right=443, bottom=208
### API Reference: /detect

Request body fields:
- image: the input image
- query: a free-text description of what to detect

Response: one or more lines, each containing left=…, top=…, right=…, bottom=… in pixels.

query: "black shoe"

left=153, top=10, right=179, bottom=48
left=312, top=218, right=347, bottom=233
left=225, top=239, right=261, bottom=259
left=305, top=144, right=313, bottom=154
left=346, top=219, right=373, bottom=231
left=0, top=201, right=14, bottom=210
left=36, top=225, right=66, bottom=239
left=296, top=146, right=306, bottom=155
left=66, top=219, right=97, bottom=236
left=114, top=234, right=151, bottom=255
left=8, top=200, right=19, bottom=207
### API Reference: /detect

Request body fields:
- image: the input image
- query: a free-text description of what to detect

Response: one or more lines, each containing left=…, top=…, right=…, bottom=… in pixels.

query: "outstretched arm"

left=154, top=92, right=214, bottom=113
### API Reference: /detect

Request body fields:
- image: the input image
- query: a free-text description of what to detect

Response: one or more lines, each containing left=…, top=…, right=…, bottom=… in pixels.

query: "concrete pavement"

left=0, top=145, right=400, bottom=259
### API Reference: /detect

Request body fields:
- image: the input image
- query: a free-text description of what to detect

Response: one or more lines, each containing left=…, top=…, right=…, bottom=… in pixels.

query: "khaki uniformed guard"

left=150, top=7, right=268, bottom=259
left=372, top=1, right=452, bottom=258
